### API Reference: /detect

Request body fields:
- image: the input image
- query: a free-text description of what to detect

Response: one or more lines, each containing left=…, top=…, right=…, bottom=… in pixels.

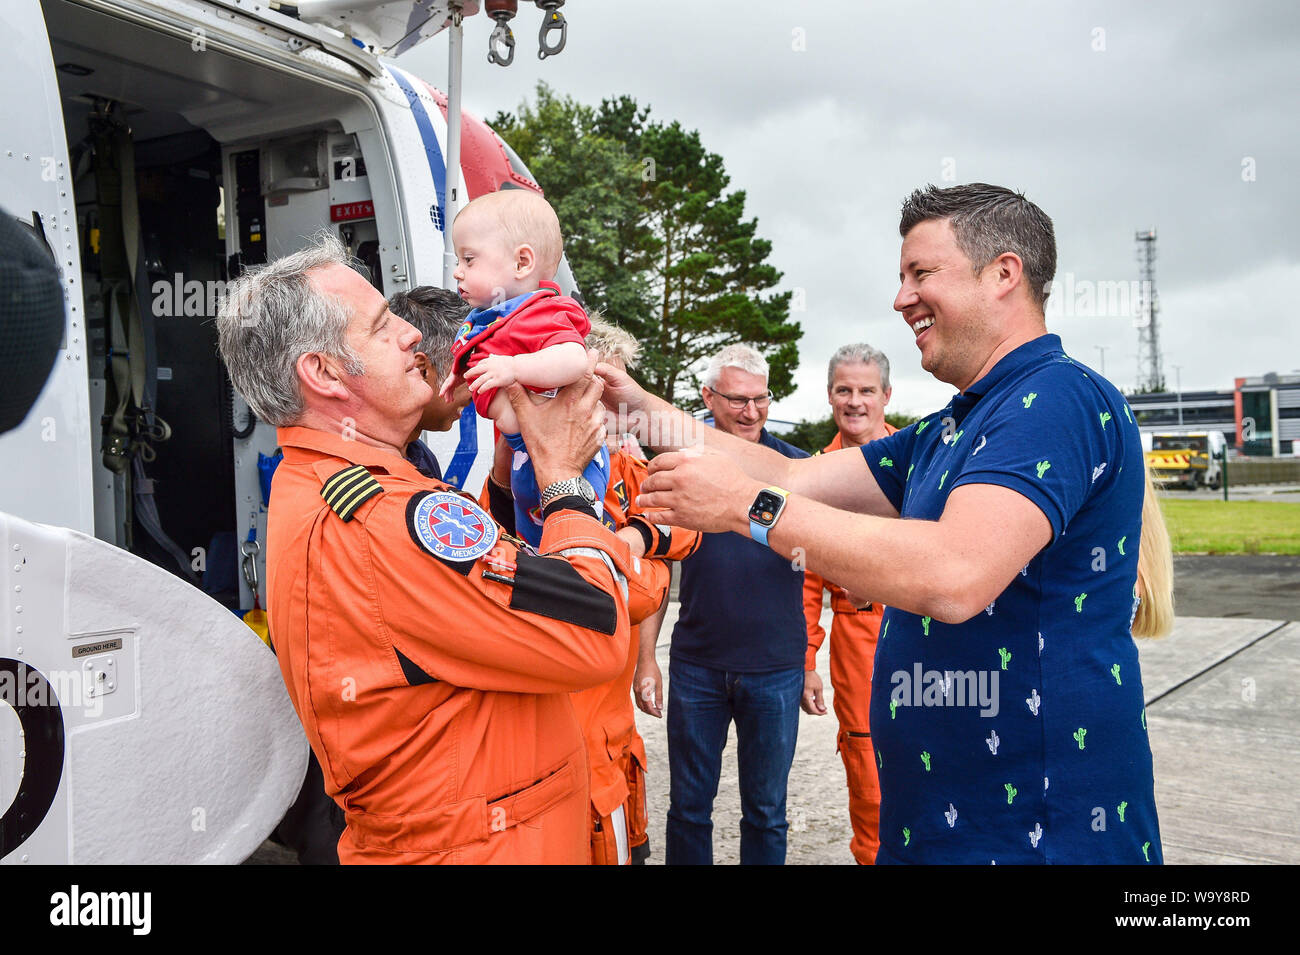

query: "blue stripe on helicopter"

left=443, top=403, right=479, bottom=491
left=384, top=67, right=476, bottom=487
left=387, top=65, right=448, bottom=232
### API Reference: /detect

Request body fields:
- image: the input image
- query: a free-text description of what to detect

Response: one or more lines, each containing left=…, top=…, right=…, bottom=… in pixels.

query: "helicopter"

left=0, top=0, right=579, bottom=864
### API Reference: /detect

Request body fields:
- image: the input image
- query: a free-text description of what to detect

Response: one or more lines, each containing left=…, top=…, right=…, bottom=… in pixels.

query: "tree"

left=490, top=85, right=656, bottom=338
left=782, top=417, right=839, bottom=455
left=491, top=84, right=800, bottom=409
left=626, top=117, right=798, bottom=409
left=782, top=411, right=923, bottom=455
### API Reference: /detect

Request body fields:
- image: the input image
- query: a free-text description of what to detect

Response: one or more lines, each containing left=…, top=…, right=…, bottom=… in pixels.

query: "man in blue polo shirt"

left=657, top=343, right=809, bottom=865
left=605, top=183, right=1164, bottom=865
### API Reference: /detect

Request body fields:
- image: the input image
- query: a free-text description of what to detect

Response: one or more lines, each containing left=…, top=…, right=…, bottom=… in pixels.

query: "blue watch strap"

left=748, top=486, right=789, bottom=548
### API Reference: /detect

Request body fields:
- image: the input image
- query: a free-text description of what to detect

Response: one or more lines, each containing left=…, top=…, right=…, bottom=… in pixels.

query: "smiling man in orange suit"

left=217, top=233, right=637, bottom=864
left=801, top=344, right=897, bottom=865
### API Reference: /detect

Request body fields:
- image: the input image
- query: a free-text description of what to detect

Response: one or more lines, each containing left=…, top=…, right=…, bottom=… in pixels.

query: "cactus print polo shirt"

left=863, top=334, right=1163, bottom=864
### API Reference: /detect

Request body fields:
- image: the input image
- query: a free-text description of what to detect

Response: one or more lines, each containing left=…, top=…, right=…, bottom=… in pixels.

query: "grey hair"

left=216, top=231, right=365, bottom=427
left=899, top=183, right=1057, bottom=310
left=702, top=343, right=768, bottom=390
left=585, top=311, right=640, bottom=369
left=827, top=343, right=891, bottom=392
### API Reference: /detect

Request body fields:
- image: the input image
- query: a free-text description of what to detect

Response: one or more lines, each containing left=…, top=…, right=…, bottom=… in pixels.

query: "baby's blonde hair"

left=1133, top=459, right=1175, bottom=639
left=585, top=312, right=640, bottom=369
left=454, top=189, right=563, bottom=278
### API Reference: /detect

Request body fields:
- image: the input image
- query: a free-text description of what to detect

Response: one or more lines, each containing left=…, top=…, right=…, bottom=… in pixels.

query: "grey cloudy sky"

left=401, top=0, right=1298, bottom=422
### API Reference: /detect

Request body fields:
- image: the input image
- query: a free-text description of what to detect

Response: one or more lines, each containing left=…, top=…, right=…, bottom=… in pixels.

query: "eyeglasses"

left=707, top=388, right=773, bottom=411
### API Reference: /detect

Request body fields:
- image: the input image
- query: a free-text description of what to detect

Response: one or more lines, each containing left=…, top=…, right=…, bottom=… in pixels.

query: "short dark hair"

left=899, top=183, right=1057, bottom=310
left=387, top=286, right=469, bottom=378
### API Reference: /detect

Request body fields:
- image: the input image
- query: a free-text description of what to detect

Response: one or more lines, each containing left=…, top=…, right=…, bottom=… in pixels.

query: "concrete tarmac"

left=248, top=555, right=1299, bottom=865
left=635, top=601, right=1300, bottom=865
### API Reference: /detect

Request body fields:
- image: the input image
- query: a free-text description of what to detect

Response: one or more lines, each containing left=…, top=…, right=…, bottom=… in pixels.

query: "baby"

left=440, top=189, right=609, bottom=546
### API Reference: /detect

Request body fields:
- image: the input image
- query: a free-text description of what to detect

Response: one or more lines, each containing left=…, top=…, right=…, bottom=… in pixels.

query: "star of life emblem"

left=411, top=492, right=498, bottom=562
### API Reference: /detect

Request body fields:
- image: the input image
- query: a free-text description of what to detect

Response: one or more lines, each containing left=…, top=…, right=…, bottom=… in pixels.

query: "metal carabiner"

left=488, top=18, right=516, bottom=66
left=536, top=2, right=566, bottom=59
left=240, top=533, right=261, bottom=596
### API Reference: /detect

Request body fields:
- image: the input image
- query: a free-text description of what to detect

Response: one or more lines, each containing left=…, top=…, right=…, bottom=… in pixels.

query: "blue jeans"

left=665, top=656, right=803, bottom=865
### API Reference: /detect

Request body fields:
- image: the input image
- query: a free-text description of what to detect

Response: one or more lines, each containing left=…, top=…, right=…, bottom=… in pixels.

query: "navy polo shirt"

left=671, top=428, right=810, bottom=673
left=863, top=334, right=1163, bottom=864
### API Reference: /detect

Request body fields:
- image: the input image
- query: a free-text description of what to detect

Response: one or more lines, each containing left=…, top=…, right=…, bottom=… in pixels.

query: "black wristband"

left=486, top=476, right=516, bottom=535
left=628, top=518, right=655, bottom=555
left=541, top=495, right=598, bottom=521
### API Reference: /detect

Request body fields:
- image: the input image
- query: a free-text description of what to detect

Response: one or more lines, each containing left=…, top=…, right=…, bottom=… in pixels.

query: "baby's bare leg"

left=487, top=388, right=519, bottom=436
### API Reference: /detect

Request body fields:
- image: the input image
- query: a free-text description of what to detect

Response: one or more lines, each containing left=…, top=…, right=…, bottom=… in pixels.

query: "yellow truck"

left=1143, top=432, right=1226, bottom=490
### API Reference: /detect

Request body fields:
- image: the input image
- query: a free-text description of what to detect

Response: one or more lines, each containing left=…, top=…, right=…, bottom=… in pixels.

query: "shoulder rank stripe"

left=321, top=465, right=384, bottom=522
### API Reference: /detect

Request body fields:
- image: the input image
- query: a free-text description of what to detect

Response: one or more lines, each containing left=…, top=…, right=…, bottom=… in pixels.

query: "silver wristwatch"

left=540, top=476, right=598, bottom=510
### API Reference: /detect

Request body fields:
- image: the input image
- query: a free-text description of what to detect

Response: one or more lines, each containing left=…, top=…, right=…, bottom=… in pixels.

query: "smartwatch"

left=748, top=486, right=790, bottom=547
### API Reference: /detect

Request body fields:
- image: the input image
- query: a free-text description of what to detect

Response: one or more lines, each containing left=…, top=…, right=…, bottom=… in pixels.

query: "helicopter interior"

left=42, top=0, right=394, bottom=608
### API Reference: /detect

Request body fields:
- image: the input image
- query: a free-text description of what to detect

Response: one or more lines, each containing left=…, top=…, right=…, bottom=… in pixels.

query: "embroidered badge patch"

left=409, top=491, right=499, bottom=563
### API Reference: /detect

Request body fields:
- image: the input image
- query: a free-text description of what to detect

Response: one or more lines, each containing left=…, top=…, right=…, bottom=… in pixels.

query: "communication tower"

left=1134, top=229, right=1165, bottom=392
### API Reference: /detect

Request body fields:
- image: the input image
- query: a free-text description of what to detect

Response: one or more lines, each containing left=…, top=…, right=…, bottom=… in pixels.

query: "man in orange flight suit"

left=217, top=237, right=636, bottom=864
left=482, top=321, right=701, bottom=864
left=585, top=442, right=700, bottom=864
left=800, top=344, right=897, bottom=865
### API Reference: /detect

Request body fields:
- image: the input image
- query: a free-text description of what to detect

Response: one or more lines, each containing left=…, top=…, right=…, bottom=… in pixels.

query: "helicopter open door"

left=33, top=0, right=425, bottom=610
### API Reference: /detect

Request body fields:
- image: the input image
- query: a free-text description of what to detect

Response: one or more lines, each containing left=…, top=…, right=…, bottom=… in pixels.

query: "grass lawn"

left=1159, top=498, right=1300, bottom=554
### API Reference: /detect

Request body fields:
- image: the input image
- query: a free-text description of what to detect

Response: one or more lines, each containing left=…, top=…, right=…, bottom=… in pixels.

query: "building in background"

left=1127, top=371, right=1300, bottom=457
left=1236, top=373, right=1300, bottom=457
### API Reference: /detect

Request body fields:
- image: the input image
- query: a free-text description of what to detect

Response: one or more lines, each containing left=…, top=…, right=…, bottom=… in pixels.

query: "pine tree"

left=492, top=84, right=800, bottom=409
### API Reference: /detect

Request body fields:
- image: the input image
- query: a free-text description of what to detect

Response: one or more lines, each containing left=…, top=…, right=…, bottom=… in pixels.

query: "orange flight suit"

left=267, top=426, right=634, bottom=865
left=802, top=426, right=895, bottom=865
left=574, top=451, right=701, bottom=864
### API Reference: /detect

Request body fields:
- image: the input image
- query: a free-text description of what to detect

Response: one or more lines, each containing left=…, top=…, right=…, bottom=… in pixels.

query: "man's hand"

left=465, top=354, right=517, bottom=394
left=634, top=656, right=663, bottom=718
left=507, top=355, right=605, bottom=490
left=637, top=446, right=761, bottom=535
left=842, top=588, right=873, bottom=611
left=595, top=359, right=650, bottom=416
left=801, top=670, right=828, bottom=715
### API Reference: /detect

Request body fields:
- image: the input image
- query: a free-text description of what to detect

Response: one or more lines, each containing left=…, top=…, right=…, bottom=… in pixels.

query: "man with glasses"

left=659, top=344, right=809, bottom=865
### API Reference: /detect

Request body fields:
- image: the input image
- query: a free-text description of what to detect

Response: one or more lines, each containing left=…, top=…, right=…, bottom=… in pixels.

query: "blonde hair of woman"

left=1133, top=460, right=1175, bottom=638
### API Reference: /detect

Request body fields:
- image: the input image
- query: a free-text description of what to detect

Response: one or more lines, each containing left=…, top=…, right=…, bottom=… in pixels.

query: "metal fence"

left=1227, top=457, right=1300, bottom=486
